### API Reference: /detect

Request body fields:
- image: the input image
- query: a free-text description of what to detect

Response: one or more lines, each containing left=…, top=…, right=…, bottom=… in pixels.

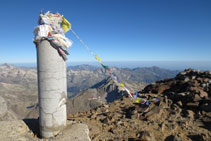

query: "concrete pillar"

left=36, top=40, right=67, bottom=138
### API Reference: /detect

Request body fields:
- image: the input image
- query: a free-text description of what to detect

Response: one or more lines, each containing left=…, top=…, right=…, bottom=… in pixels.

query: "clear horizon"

left=1, top=61, right=211, bottom=71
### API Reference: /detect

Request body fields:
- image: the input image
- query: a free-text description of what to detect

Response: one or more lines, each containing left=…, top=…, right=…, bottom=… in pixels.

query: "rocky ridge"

left=0, top=63, right=37, bottom=84
left=143, top=68, right=211, bottom=110
left=67, top=69, right=211, bottom=141
left=0, top=67, right=210, bottom=140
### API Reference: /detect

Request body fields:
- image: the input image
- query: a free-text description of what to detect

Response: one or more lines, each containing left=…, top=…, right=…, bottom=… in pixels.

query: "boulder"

left=55, top=122, right=91, bottom=141
left=0, top=120, right=35, bottom=140
left=0, top=120, right=91, bottom=141
left=139, top=130, right=156, bottom=141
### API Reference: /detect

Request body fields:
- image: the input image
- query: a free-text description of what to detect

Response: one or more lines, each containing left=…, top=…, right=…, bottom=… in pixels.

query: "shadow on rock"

left=23, top=118, right=40, bottom=138
left=187, top=134, right=205, bottom=141
left=200, top=120, right=211, bottom=131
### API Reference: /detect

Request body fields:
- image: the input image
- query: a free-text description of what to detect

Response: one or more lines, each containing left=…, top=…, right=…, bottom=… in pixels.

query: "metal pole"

left=37, top=40, right=67, bottom=138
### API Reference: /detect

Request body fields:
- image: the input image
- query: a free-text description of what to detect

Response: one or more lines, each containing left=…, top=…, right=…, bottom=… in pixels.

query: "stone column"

left=37, top=40, right=67, bottom=138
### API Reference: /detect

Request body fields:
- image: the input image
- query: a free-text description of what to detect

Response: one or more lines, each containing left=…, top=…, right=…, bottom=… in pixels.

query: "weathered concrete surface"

left=37, top=40, right=67, bottom=138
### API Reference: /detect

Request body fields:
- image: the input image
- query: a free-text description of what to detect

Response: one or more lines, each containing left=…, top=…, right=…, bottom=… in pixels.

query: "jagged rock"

left=142, top=69, right=211, bottom=105
left=186, top=110, right=195, bottom=119
left=200, top=103, right=211, bottom=112
left=0, top=120, right=91, bottom=141
left=166, top=122, right=177, bottom=130
left=144, top=105, right=164, bottom=121
left=55, top=123, right=91, bottom=141
left=184, top=77, right=190, bottom=82
left=199, top=89, right=208, bottom=98
left=139, top=131, right=156, bottom=141
left=194, top=94, right=201, bottom=101
left=0, top=96, right=17, bottom=121
left=177, top=101, right=183, bottom=107
left=165, top=134, right=183, bottom=141
left=0, top=120, right=35, bottom=141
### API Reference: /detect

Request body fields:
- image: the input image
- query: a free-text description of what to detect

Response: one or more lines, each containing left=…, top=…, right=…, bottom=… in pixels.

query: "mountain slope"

left=67, top=66, right=179, bottom=97
left=0, top=63, right=178, bottom=97
left=67, top=69, right=211, bottom=140
left=0, top=63, right=178, bottom=120
left=67, top=77, right=145, bottom=114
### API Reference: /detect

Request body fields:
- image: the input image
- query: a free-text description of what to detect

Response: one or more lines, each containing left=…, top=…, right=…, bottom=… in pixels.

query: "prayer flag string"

left=70, top=29, right=160, bottom=106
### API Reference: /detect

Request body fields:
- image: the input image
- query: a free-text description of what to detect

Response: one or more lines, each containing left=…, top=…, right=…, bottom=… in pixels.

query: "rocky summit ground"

left=0, top=68, right=210, bottom=140
left=67, top=69, right=211, bottom=141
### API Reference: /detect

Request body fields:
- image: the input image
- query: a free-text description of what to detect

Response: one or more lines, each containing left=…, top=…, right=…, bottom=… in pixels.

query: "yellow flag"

left=95, top=55, right=102, bottom=63
left=135, top=98, right=140, bottom=103
left=62, top=17, right=71, bottom=33
left=118, top=83, right=124, bottom=87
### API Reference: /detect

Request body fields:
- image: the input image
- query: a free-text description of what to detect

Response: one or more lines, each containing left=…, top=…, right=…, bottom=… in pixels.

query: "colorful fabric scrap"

left=116, top=76, right=120, bottom=83
left=133, top=92, right=138, bottom=100
left=62, top=16, right=71, bottom=33
left=95, top=55, right=102, bottom=63
left=118, top=83, right=124, bottom=87
left=146, top=100, right=150, bottom=106
left=135, top=98, right=141, bottom=103
left=149, top=98, right=160, bottom=103
left=34, top=11, right=72, bottom=61
left=101, top=64, right=109, bottom=70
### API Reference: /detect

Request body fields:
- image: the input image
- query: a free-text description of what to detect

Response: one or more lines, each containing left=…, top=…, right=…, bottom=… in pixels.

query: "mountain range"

left=0, top=63, right=210, bottom=140
left=0, top=63, right=179, bottom=120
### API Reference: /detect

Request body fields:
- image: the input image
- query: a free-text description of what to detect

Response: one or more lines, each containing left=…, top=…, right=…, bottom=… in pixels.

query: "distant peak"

left=0, top=63, right=16, bottom=69
left=2, top=63, right=9, bottom=66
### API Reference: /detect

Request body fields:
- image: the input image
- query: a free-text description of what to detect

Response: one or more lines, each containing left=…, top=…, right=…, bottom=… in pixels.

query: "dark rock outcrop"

left=142, top=68, right=211, bottom=106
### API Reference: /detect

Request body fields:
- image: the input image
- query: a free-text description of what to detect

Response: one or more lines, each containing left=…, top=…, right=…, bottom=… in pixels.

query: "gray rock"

left=0, top=96, right=7, bottom=118
left=184, top=77, right=190, bottom=82
left=201, top=83, right=207, bottom=88
left=192, top=76, right=196, bottom=79
left=139, top=130, right=156, bottom=141
left=54, top=123, right=91, bottom=141
left=165, top=134, right=182, bottom=141
left=180, top=72, right=186, bottom=75
left=0, top=120, right=36, bottom=141
left=173, top=135, right=183, bottom=141
left=186, top=110, right=195, bottom=119
left=0, top=120, right=91, bottom=141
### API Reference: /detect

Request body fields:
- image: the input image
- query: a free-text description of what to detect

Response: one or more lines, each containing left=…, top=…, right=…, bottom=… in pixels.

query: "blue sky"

left=0, top=0, right=211, bottom=64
